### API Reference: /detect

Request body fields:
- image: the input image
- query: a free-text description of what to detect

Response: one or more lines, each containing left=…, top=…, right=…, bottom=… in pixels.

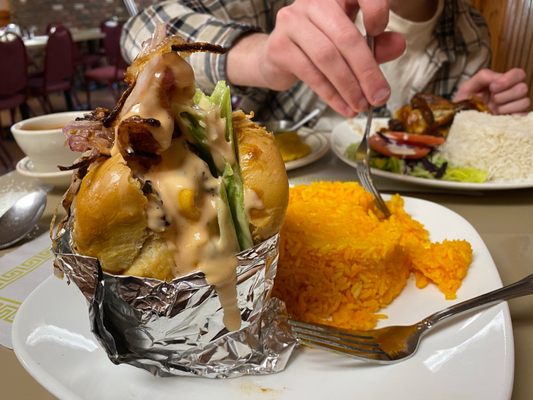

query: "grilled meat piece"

left=393, top=93, right=491, bottom=137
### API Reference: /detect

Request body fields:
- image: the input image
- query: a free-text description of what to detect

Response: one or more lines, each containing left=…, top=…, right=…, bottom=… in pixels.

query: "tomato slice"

left=381, top=131, right=445, bottom=147
left=368, top=134, right=431, bottom=160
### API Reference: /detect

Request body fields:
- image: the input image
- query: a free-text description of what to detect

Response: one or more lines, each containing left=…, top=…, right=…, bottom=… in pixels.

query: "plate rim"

left=12, top=196, right=515, bottom=399
left=16, top=156, right=73, bottom=179
left=11, top=276, right=85, bottom=400
left=332, top=119, right=533, bottom=190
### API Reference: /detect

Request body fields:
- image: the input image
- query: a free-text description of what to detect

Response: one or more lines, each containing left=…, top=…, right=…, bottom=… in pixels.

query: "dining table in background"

left=23, top=27, right=105, bottom=50
left=0, top=148, right=532, bottom=400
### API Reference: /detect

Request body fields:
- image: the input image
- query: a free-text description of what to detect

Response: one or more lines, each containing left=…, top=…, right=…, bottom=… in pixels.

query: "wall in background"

left=472, top=0, right=533, bottom=107
left=9, top=0, right=128, bottom=34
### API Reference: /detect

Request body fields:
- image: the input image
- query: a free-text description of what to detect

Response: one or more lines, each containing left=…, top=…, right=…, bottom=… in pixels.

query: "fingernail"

left=373, top=88, right=390, bottom=105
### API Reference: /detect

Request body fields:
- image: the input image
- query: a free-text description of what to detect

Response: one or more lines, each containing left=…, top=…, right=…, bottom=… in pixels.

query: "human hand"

left=227, top=0, right=405, bottom=117
left=453, top=68, right=531, bottom=114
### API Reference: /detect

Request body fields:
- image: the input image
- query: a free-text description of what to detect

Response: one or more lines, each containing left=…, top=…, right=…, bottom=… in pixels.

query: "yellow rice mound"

left=272, top=182, right=472, bottom=331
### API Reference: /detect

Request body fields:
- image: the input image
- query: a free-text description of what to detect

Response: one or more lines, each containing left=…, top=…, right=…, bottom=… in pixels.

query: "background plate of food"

left=331, top=97, right=533, bottom=190
left=12, top=195, right=513, bottom=400
left=274, top=127, right=329, bottom=171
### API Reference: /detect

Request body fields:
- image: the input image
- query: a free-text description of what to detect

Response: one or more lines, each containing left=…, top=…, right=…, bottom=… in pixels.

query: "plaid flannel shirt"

left=121, top=0, right=491, bottom=123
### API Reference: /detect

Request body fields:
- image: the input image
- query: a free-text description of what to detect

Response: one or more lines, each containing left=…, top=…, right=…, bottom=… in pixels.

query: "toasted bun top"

left=233, top=111, right=289, bottom=242
left=73, top=153, right=174, bottom=280
left=72, top=112, right=288, bottom=281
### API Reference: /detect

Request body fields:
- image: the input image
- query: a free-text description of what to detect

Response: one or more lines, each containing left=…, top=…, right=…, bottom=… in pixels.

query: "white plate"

left=12, top=197, right=513, bottom=400
left=16, top=157, right=72, bottom=188
left=332, top=118, right=533, bottom=190
left=284, top=129, right=329, bottom=171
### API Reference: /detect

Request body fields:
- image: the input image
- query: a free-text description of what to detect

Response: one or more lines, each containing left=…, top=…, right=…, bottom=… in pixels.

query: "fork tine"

left=289, top=319, right=374, bottom=341
left=352, top=38, right=391, bottom=217
left=296, top=336, right=390, bottom=362
left=291, top=328, right=381, bottom=352
left=291, top=327, right=383, bottom=352
left=288, top=319, right=393, bottom=361
left=358, top=166, right=390, bottom=216
left=288, top=319, right=390, bottom=358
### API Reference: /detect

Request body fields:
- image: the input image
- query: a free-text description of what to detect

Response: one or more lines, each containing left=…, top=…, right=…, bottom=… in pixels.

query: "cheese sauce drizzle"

left=114, top=50, right=243, bottom=331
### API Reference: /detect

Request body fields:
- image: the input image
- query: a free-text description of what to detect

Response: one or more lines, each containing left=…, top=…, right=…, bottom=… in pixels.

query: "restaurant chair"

left=28, top=24, right=78, bottom=113
left=74, top=44, right=102, bottom=71
left=84, top=20, right=127, bottom=109
left=0, top=32, right=31, bottom=140
left=44, top=22, right=103, bottom=73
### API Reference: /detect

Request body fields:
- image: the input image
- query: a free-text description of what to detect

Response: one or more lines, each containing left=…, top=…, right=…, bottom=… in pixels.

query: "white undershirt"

left=381, top=0, right=445, bottom=112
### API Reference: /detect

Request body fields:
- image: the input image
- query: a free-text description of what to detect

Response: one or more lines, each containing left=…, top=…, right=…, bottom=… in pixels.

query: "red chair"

left=0, top=32, right=30, bottom=131
left=44, top=22, right=103, bottom=72
left=28, top=24, right=78, bottom=112
left=84, top=20, right=127, bottom=109
left=0, top=32, right=29, bottom=170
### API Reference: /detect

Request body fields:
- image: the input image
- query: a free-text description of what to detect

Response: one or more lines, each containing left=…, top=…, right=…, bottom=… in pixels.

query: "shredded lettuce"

left=216, top=182, right=240, bottom=253
left=181, top=112, right=218, bottom=176
left=222, top=163, right=253, bottom=250
left=369, top=154, right=404, bottom=173
left=443, top=167, right=488, bottom=183
left=344, top=141, right=488, bottom=183
left=344, top=143, right=359, bottom=161
left=189, top=82, right=253, bottom=251
left=209, top=81, right=234, bottom=144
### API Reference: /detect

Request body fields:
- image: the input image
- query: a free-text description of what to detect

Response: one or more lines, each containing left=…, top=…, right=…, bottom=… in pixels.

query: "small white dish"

left=16, top=157, right=72, bottom=188
left=11, top=111, right=86, bottom=173
left=12, top=197, right=514, bottom=400
left=284, top=129, right=329, bottom=171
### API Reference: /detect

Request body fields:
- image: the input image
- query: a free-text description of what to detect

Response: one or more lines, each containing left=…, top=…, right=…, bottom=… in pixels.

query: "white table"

left=23, top=28, right=105, bottom=49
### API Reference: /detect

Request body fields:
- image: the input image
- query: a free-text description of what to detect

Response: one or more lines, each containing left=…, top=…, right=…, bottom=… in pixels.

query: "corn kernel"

left=178, top=189, right=201, bottom=220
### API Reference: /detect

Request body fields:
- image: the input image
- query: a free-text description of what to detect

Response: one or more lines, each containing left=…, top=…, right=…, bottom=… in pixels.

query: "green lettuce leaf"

left=222, top=163, right=253, bottom=251
left=369, top=153, right=404, bottom=173
left=443, top=167, right=488, bottom=183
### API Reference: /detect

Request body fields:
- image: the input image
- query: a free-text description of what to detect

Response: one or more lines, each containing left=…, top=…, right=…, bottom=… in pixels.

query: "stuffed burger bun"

left=61, top=33, right=288, bottom=331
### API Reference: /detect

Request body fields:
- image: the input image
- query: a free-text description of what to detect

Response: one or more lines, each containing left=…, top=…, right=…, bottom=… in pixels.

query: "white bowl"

left=16, top=157, right=73, bottom=188
left=11, top=111, right=87, bottom=173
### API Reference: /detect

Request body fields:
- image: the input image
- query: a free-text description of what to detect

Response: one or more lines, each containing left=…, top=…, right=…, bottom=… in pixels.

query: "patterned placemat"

left=0, top=233, right=53, bottom=348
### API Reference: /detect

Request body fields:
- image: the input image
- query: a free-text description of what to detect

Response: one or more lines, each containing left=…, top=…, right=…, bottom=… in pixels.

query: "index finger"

left=458, top=69, right=501, bottom=96
left=309, top=2, right=390, bottom=105
left=359, top=0, right=390, bottom=35
left=490, top=68, right=527, bottom=93
left=335, top=0, right=390, bottom=34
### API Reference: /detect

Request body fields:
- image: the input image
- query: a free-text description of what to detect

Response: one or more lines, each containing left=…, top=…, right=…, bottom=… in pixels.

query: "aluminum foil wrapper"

left=51, top=228, right=297, bottom=378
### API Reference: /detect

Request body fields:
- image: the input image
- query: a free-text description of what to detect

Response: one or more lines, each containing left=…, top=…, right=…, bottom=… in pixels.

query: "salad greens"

left=344, top=142, right=488, bottom=183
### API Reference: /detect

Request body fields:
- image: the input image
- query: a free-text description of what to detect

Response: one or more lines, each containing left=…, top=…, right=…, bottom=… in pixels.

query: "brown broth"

left=19, top=122, right=65, bottom=131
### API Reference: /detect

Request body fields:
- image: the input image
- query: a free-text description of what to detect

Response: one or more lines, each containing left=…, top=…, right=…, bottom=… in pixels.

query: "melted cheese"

left=113, top=52, right=196, bottom=155
left=244, top=187, right=264, bottom=216
left=144, top=139, right=241, bottom=331
left=144, top=139, right=218, bottom=275
left=203, top=107, right=236, bottom=170
left=114, top=50, right=244, bottom=331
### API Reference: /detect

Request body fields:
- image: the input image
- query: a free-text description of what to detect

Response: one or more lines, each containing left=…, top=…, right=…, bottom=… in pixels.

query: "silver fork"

left=289, top=273, right=533, bottom=363
left=354, top=36, right=391, bottom=217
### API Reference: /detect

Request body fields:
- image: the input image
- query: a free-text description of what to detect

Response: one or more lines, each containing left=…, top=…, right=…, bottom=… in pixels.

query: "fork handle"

left=424, top=273, right=533, bottom=328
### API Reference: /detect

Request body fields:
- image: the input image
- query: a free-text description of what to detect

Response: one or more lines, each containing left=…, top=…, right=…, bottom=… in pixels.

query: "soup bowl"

left=11, top=111, right=87, bottom=173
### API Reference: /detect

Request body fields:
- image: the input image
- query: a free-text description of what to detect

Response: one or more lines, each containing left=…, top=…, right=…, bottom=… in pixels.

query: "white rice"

left=438, top=110, right=533, bottom=182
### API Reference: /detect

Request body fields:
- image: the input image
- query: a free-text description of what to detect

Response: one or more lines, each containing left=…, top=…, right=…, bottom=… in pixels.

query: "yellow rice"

left=272, top=182, right=472, bottom=331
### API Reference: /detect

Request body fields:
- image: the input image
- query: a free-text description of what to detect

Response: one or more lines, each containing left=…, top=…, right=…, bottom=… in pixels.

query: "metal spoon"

left=285, top=108, right=321, bottom=132
left=0, top=190, right=47, bottom=249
